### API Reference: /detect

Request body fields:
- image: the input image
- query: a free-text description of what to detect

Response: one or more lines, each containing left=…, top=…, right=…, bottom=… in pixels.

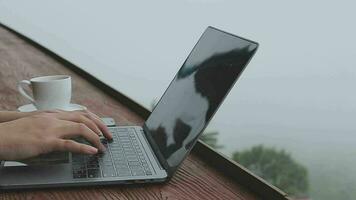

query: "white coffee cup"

left=17, top=75, right=72, bottom=110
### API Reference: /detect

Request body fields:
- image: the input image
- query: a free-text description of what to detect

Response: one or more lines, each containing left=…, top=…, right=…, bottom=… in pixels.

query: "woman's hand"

left=0, top=110, right=112, bottom=161
left=0, top=111, right=34, bottom=123
left=0, top=110, right=61, bottom=123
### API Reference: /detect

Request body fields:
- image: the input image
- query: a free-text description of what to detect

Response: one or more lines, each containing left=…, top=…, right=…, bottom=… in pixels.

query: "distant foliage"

left=233, top=145, right=309, bottom=197
left=200, top=131, right=223, bottom=149
left=150, top=99, right=158, bottom=111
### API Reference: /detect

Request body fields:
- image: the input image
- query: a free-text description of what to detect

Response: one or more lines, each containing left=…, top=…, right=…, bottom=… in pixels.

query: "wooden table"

left=0, top=24, right=288, bottom=200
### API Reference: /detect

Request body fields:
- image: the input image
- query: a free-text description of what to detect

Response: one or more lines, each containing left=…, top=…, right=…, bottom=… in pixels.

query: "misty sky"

left=1, top=1, right=356, bottom=198
left=1, top=0, right=355, bottom=151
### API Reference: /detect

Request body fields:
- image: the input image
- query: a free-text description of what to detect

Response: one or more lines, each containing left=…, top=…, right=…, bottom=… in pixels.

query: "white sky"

left=1, top=0, right=355, bottom=149
left=1, top=1, right=356, bottom=198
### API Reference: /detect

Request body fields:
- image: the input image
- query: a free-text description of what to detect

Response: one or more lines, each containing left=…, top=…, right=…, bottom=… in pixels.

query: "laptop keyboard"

left=72, top=127, right=153, bottom=179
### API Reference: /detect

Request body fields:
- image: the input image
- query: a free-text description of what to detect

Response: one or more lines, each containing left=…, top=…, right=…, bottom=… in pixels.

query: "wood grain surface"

left=0, top=26, right=259, bottom=200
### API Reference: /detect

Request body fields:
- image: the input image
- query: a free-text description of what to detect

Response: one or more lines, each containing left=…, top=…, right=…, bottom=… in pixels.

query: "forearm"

left=0, top=111, right=30, bottom=123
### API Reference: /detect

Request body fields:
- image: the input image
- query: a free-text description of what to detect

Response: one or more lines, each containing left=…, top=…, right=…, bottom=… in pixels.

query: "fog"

left=1, top=0, right=356, bottom=199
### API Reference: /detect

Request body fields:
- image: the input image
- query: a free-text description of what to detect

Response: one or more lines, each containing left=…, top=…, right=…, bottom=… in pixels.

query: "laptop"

left=0, top=26, right=258, bottom=189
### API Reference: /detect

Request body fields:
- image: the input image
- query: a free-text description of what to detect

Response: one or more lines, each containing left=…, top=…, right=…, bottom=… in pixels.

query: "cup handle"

left=17, top=80, right=35, bottom=103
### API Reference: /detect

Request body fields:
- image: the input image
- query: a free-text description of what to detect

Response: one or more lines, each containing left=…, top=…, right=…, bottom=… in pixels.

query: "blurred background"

left=1, top=0, right=355, bottom=199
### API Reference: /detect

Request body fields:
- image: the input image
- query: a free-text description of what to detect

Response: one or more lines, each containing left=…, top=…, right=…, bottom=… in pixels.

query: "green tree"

left=200, top=131, right=223, bottom=149
left=150, top=99, right=158, bottom=111
left=232, top=145, right=309, bottom=197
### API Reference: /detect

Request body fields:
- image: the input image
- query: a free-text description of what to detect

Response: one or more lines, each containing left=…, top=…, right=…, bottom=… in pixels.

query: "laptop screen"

left=144, top=27, right=258, bottom=174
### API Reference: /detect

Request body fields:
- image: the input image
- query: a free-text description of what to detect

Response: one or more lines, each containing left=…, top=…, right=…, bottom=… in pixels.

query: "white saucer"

left=18, top=103, right=87, bottom=112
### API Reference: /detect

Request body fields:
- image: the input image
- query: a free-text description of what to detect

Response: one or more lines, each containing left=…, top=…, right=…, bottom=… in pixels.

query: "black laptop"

left=0, top=26, right=258, bottom=189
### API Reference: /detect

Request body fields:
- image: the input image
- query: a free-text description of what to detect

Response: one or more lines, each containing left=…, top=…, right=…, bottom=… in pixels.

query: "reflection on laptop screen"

left=145, top=27, right=258, bottom=171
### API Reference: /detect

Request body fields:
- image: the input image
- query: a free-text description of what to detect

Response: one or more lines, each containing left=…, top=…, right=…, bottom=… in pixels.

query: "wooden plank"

left=0, top=24, right=262, bottom=199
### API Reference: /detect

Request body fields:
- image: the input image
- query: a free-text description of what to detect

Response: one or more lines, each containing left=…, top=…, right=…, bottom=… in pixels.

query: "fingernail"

left=88, top=147, right=98, bottom=154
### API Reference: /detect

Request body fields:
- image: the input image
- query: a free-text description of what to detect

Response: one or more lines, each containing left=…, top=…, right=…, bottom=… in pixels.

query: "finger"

left=53, top=139, right=98, bottom=155
left=56, top=120, right=106, bottom=152
left=78, top=110, right=112, bottom=140
left=53, top=112, right=103, bottom=137
left=77, top=115, right=103, bottom=136
left=86, top=112, right=112, bottom=140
